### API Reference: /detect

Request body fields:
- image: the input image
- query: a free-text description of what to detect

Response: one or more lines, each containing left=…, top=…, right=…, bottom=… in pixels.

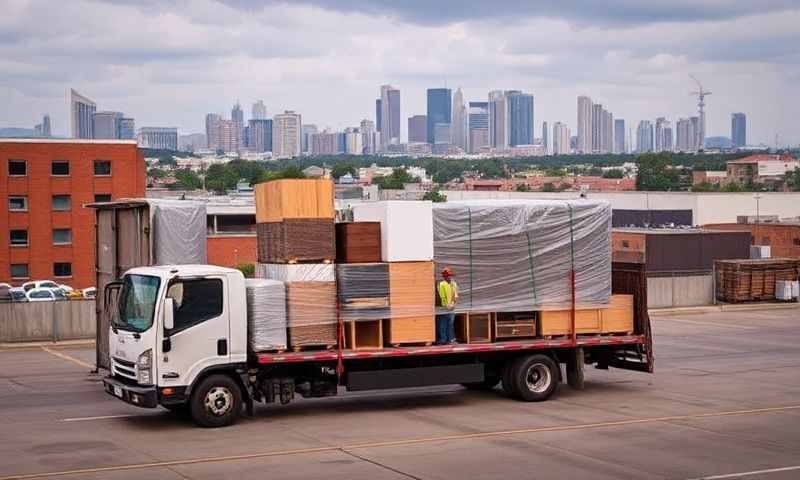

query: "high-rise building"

left=205, top=113, right=221, bottom=151
left=380, top=85, right=400, bottom=149
left=636, top=120, right=654, bottom=153
left=426, top=88, right=452, bottom=144
left=41, top=114, right=51, bottom=137
left=178, top=133, right=207, bottom=152
left=118, top=118, right=135, bottom=140
left=590, top=103, right=613, bottom=154
left=655, top=117, right=666, bottom=152
left=248, top=118, right=273, bottom=152
left=310, top=130, right=340, bottom=155
left=663, top=124, right=674, bottom=152
left=433, top=123, right=451, bottom=145
left=231, top=101, right=244, bottom=146
left=252, top=100, right=267, bottom=120
left=216, top=120, right=239, bottom=153
left=506, top=90, right=534, bottom=146
left=468, top=101, right=489, bottom=153
left=137, top=127, right=178, bottom=150
left=301, top=124, right=318, bottom=154
left=451, top=88, right=468, bottom=151
left=93, top=111, right=123, bottom=139
left=272, top=111, right=302, bottom=159
left=488, top=91, right=508, bottom=149
left=577, top=95, right=592, bottom=154
left=541, top=121, right=548, bottom=154
left=591, top=103, right=603, bottom=153
left=690, top=116, right=701, bottom=150
left=731, top=113, right=746, bottom=148
left=553, top=122, right=571, bottom=155
left=375, top=99, right=382, bottom=133
left=345, top=128, right=363, bottom=155
left=408, top=115, right=427, bottom=143
left=676, top=118, right=695, bottom=152
left=614, top=119, right=625, bottom=154
left=360, top=119, right=377, bottom=154
left=70, top=89, right=96, bottom=139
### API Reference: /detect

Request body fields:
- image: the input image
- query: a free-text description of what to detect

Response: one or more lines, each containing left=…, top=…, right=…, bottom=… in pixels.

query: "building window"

left=10, top=230, right=28, bottom=247
left=94, top=193, right=112, bottom=202
left=621, top=240, right=630, bottom=248
left=53, top=229, right=72, bottom=245
left=10, top=264, right=29, bottom=279
left=794, top=238, right=800, bottom=246
left=9, top=196, right=27, bottom=211
left=9, top=160, right=27, bottom=176
left=52, top=195, right=71, bottom=211
left=51, top=160, right=70, bottom=176
left=94, top=160, right=112, bottom=176
left=54, top=262, right=72, bottom=278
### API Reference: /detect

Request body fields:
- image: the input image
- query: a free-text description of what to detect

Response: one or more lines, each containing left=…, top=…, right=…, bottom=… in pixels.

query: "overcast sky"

left=2, top=0, right=799, bottom=146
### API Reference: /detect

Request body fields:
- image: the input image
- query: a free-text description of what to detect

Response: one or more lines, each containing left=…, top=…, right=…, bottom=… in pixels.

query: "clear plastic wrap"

left=432, top=199, right=612, bottom=313
left=336, top=263, right=390, bottom=321
left=245, top=279, right=287, bottom=352
left=149, top=199, right=207, bottom=265
left=255, top=263, right=337, bottom=348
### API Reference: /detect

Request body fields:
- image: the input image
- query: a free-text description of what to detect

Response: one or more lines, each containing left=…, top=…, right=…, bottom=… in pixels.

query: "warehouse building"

left=702, top=220, right=800, bottom=258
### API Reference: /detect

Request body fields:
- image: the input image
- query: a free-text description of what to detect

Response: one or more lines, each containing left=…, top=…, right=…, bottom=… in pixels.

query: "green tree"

left=691, top=181, right=716, bottom=192
left=516, top=183, right=531, bottom=192
left=331, top=162, right=357, bottom=180
left=173, top=168, right=202, bottom=190
left=422, top=188, right=447, bottom=202
left=721, top=181, right=744, bottom=192
left=374, top=168, right=418, bottom=189
left=635, top=153, right=680, bottom=191
left=602, top=169, right=624, bottom=179
left=786, top=167, right=800, bottom=192
left=205, top=164, right=239, bottom=193
left=147, top=167, right=167, bottom=179
left=235, top=263, right=255, bottom=278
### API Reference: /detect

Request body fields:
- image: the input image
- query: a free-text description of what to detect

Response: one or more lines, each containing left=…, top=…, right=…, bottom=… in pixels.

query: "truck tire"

left=509, top=354, right=559, bottom=402
left=190, top=374, right=242, bottom=428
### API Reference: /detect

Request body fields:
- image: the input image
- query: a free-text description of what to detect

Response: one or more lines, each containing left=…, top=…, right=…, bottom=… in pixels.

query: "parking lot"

left=1, top=307, right=799, bottom=480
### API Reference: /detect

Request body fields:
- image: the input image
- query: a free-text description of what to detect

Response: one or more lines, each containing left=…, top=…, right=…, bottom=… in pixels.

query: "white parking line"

left=658, top=318, right=758, bottom=329
left=39, top=346, right=94, bottom=369
left=62, top=414, right=143, bottom=422
left=686, top=465, right=800, bottom=479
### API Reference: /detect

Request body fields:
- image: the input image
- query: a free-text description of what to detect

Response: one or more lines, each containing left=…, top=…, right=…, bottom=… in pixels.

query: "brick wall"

left=207, top=235, right=257, bottom=268
left=1, top=140, right=145, bottom=288
left=702, top=223, right=800, bottom=258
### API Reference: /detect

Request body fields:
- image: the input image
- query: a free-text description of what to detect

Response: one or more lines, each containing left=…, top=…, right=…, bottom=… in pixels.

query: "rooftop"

left=0, top=138, right=137, bottom=145
left=727, top=154, right=797, bottom=164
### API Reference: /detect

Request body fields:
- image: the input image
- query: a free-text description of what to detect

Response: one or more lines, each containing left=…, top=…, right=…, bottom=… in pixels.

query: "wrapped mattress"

left=432, top=199, right=612, bottom=312
left=245, top=279, right=287, bottom=352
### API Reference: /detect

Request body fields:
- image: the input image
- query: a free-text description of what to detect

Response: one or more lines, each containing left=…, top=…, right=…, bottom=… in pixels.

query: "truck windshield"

left=116, top=275, right=161, bottom=332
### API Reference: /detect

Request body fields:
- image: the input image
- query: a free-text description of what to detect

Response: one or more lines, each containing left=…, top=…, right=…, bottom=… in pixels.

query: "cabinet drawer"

left=495, top=322, right=536, bottom=338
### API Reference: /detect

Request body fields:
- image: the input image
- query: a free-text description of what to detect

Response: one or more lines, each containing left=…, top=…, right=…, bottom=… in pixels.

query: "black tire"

left=501, top=360, right=518, bottom=397
left=189, top=374, right=242, bottom=428
left=510, top=354, right=559, bottom=402
left=461, top=373, right=501, bottom=391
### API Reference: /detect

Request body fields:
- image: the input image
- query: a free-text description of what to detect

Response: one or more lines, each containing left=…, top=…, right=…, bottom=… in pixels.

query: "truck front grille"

left=112, top=356, right=137, bottom=380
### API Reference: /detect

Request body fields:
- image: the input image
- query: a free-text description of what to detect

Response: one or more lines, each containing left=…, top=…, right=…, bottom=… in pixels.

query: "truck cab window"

left=166, top=278, right=223, bottom=332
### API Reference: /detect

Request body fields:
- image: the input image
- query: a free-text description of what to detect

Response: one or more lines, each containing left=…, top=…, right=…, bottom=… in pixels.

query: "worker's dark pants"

left=436, top=312, right=455, bottom=344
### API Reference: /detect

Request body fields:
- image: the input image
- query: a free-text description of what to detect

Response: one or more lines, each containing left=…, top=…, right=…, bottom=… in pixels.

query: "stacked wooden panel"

left=384, top=262, right=435, bottom=346
left=335, top=222, right=382, bottom=263
left=255, top=179, right=335, bottom=263
left=539, top=309, right=602, bottom=336
left=715, top=259, right=800, bottom=303
left=600, top=294, right=634, bottom=334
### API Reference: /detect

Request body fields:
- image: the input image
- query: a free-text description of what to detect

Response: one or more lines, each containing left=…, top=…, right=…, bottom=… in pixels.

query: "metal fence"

left=0, top=299, right=95, bottom=343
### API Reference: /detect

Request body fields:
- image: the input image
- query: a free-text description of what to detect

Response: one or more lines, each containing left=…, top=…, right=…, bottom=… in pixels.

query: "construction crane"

left=689, top=75, right=711, bottom=150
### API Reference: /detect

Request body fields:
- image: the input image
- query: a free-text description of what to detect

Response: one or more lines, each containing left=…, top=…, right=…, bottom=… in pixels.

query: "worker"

left=436, top=267, right=459, bottom=345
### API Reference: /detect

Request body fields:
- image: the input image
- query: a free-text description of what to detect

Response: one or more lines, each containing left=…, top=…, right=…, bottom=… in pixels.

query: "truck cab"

left=102, top=265, right=248, bottom=427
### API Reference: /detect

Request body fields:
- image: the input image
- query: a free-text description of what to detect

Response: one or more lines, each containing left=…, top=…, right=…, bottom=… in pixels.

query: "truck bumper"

left=102, top=376, right=158, bottom=408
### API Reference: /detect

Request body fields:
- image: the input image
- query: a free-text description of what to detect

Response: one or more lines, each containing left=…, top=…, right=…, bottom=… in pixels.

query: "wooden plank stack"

left=336, top=222, right=381, bottom=263
left=715, top=259, right=800, bottom=303
left=385, top=262, right=436, bottom=346
left=255, top=179, right=335, bottom=263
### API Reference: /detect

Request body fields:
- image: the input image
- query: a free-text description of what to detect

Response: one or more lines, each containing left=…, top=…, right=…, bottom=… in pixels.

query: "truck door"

left=158, top=275, right=231, bottom=389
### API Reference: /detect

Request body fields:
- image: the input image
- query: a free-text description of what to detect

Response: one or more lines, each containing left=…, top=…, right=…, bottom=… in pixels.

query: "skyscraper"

left=577, top=96, right=592, bottom=154
left=375, top=99, right=382, bottom=133
left=731, top=113, right=746, bottom=148
left=542, top=121, right=548, bottom=154
left=380, top=85, right=400, bottom=149
left=408, top=115, right=427, bottom=143
left=506, top=90, right=534, bottom=146
left=272, top=111, right=302, bottom=159
left=217, top=119, right=239, bottom=153
left=360, top=119, right=377, bottom=154
left=468, top=101, right=489, bottom=153
left=553, top=122, right=570, bottom=155
left=676, top=118, right=694, bottom=152
left=205, top=113, right=221, bottom=150
left=636, top=120, right=654, bottom=153
left=614, top=119, right=625, bottom=154
left=690, top=116, right=701, bottom=150
left=70, top=89, right=96, bottom=139
left=231, top=101, right=244, bottom=145
left=248, top=118, right=273, bottom=152
left=252, top=100, right=267, bottom=120
left=426, top=88, right=451, bottom=144
left=301, top=124, right=318, bottom=154
left=137, top=127, right=178, bottom=150
left=41, top=114, right=51, bottom=137
left=488, top=90, right=508, bottom=149
left=451, top=88, right=467, bottom=151
left=603, top=110, right=614, bottom=153
left=93, top=111, right=123, bottom=139
left=119, top=118, right=135, bottom=139
left=591, top=103, right=603, bottom=152
left=663, top=123, right=674, bottom=152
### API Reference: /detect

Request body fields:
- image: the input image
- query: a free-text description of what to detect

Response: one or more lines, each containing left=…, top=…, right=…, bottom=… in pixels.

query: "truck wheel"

left=190, top=374, right=242, bottom=428
left=510, top=354, right=559, bottom=402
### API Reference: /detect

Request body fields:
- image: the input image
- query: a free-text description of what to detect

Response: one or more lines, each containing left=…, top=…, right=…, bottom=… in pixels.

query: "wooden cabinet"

left=455, top=312, right=492, bottom=343
left=600, top=294, right=634, bottom=334
left=384, top=316, right=435, bottom=346
left=495, top=312, right=536, bottom=340
left=539, top=309, right=601, bottom=336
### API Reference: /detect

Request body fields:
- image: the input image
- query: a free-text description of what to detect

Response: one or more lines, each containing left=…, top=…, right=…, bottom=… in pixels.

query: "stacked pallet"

left=715, top=259, right=800, bottom=303
left=255, top=179, right=335, bottom=263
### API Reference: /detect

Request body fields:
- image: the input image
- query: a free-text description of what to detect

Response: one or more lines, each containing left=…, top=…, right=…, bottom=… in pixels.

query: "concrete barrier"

left=647, top=274, right=714, bottom=309
left=0, top=300, right=96, bottom=343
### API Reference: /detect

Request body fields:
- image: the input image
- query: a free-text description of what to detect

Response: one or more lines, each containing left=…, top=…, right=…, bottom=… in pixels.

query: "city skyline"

left=2, top=1, right=798, bottom=146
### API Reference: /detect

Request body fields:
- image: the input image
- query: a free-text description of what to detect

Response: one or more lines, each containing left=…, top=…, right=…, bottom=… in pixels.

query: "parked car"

left=26, top=287, right=67, bottom=302
left=82, top=287, right=97, bottom=299
left=21, top=280, right=60, bottom=292
left=9, top=288, right=28, bottom=302
left=0, top=285, right=10, bottom=303
left=59, top=285, right=84, bottom=299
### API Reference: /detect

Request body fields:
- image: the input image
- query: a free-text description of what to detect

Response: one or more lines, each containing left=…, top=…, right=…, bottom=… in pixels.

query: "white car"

left=26, top=287, right=67, bottom=302
left=22, top=280, right=60, bottom=292
left=82, top=287, right=97, bottom=299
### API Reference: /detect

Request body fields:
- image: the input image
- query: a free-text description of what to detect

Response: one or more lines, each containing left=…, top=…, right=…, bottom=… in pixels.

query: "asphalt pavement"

left=1, top=307, right=799, bottom=480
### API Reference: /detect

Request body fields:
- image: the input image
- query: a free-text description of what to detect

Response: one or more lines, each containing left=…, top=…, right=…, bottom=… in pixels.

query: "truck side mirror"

left=163, top=297, right=175, bottom=331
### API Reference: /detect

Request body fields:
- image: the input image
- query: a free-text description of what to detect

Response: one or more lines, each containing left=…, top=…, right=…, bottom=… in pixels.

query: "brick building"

left=702, top=222, right=800, bottom=258
left=1, top=139, right=145, bottom=288
left=206, top=204, right=257, bottom=268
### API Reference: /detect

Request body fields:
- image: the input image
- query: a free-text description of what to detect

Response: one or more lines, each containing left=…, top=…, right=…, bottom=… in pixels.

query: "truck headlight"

left=137, top=349, right=153, bottom=385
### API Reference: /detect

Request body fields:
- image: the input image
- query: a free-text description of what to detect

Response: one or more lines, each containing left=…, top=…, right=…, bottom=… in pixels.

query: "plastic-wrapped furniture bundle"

left=336, top=263, right=389, bottom=321
left=245, top=279, right=287, bottom=352
left=352, top=201, right=434, bottom=262
left=432, top=200, right=612, bottom=313
left=149, top=199, right=207, bottom=265
left=256, top=263, right=337, bottom=349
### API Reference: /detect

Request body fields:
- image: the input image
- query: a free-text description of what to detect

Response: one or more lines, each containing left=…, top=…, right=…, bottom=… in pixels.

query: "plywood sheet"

left=540, top=308, right=601, bottom=336
left=336, top=222, right=382, bottom=263
left=600, top=294, right=634, bottom=334
left=255, top=179, right=335, bottom=223
left=285, top=281, right=337, bottom=348
left=256, top=219, right=335, bottom=263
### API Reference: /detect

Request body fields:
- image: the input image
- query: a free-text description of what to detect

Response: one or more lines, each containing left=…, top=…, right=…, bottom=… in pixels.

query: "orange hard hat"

left=441, top=267, right=453, bottom=277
